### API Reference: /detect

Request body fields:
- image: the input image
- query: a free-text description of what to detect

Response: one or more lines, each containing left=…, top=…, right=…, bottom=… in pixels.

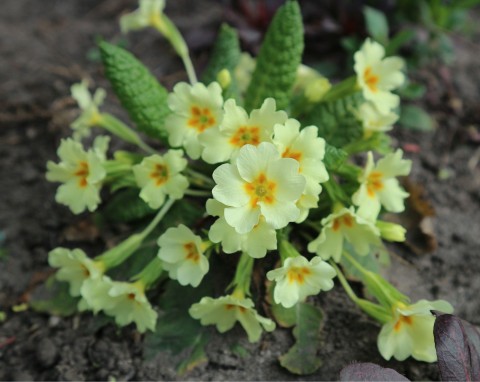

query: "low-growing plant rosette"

left=43, top=0, right=454, bottom=376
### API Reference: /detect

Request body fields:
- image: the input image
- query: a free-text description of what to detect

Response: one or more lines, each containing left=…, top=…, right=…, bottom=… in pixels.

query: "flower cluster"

left=44, top=1, right=454, bottom=371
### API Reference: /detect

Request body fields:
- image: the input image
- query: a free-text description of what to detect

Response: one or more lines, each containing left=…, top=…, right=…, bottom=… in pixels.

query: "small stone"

left=36, top=337, right=58, bottom=368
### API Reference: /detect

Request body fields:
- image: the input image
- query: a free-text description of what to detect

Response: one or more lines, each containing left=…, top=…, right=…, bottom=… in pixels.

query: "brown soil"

left=1, top=0, right=479, bottom=380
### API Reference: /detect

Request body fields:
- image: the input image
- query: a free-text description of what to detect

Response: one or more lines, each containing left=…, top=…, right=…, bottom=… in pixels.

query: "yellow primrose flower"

left=79, top=275, right=117, bottom=314
left=200, top=98, right=287, bottom=164
left=189, top=292, right=275, bottom=342
left=120, top=0, right=165, bottom=33
left=165, top=81, right=224, bottom=159
left=307, top=207, right=381, bottom=262
left=378, top=299, right=453, bottom=362
left=212, top=142, right=306, bottom=234
left=103, top=279, right=158, bottom=333
left=354, top=38, right=405, bottom=115
left=266, top=256, right=336, bottom=308
left=272, top=119, right=329, bottom=222
left=157, top=224, right=209, bottom=287
left=206, top=199, right=277, bottom=259
left=357, top=102, right=398, bottom=135
left=352, top=150, right=412, bottom=221
left=132, top=150, right=189, bottom=209
left=234, top=52, right=256, bottom=94
left=46, top=136, right=109, bottom=214
left=48, top=248, right=104, bottom=296
left=70, top=80, right=106, bottom=140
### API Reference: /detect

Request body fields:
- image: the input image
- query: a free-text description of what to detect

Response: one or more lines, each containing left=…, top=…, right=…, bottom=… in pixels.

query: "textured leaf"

left=279, top=303, right=324, bottom=375
left=434, top=314, right=480, bottom=381
left=104, top=188, right=155, bottom=223
left=144, top=279, right=213, bottom=374
left=302, top=93, right=364, bottom=147
left=30, top=277, right=79, bottom=317
left=99, top=41, right=170, bottom=140
left=340, top=362, right=410, bottom=381
left=323, top=144, right=348, bottom=171
left=244, top=0, right=304, bottom=111
left=201, top=23, right=241, bottom=102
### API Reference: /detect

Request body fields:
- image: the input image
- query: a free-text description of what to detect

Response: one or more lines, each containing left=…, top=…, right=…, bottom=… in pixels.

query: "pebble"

left=36, top=337, right=58, bottom=368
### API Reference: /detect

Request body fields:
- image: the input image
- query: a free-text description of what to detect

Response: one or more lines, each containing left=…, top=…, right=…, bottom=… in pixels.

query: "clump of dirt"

left=1, top=1, right=479, bottom=380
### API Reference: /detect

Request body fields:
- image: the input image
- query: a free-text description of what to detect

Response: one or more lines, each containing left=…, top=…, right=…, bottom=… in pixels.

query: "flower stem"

left=139, top=198, right=176, bottom=240
left=230, top=252, right=254, bottom=296
left=184, top=189, right=212, bottom=197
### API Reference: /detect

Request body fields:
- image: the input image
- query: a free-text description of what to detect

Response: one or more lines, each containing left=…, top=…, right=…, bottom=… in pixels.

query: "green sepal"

left=99, top=41, right=170, bottom=141
left=104, top=188, right=156, bottom=223
left=301, top=93, right=364, bottom=148
left=201, top=23, right=241, bottom=102
left=244, top=0, right=304, bottom=111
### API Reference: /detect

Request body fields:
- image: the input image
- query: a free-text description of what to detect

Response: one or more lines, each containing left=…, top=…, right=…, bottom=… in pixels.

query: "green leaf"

left=323, top=144, right=348, bottom=171
left=266, top=280, right=297, bottom=328
left=302, top=93, right=364, bottom=147
left=201, top=23, right=241, bottom=102
left=279, top=303, right=324, bottom=375
left=398, top=82, right=426, bottom=100
left=30, top=277, right=79, bottom=317
left=399, top=105, right=435, bottom=131
left=386, top=29, right=415, bottom=56
left=244, top=0, right=304, bottom=111
left=144, top=279, right=213, bottom=373
left=99, top=41, right=170, bottom=141
left=104, top=188, right=156, bottom=223
left=363, top=6, right=389, bottom=45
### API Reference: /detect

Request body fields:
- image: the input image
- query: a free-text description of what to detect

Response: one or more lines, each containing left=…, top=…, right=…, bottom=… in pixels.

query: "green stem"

left=279, top=239, right=300, bottom=262
left=184, top=189, right=212, bottom=197
left=132, top=257, right=165, bottom=288
left=185, top=168, right=215, bottom=187
left=98, top=113, right=157, bottom=155
left=139, top=198, right=176, bottom=240
left=330, top=261, right=391, bottom=323
left=321, top=76, right=358, bottom=102
left=230, top=252, right=254, bottom=295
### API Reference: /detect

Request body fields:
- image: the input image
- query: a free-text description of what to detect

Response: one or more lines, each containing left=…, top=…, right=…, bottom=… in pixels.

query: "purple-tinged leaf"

left=434, top=314, right=480, bottom=381
left=339, top=362, right=410, bottom=381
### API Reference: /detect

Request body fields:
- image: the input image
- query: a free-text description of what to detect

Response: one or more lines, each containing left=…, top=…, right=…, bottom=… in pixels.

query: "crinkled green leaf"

left=99, top=41, right=170, bottom=141
left=144, top=279, right=213, bottom=374
left=279, top=303, right=324, bottom=375
left=30, top=277, right=79, bottom=317
left=244, top=0, right=304, bottom=111
left=323, top=144, right=348, bottom=171
left=202, top=23, right=241, bottom=102
left=302, top=93, right=364, bottom=147
left=104, top=188, right=155, bottom=223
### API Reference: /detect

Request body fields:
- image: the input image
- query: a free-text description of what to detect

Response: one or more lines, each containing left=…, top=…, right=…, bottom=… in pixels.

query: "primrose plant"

left=45, top=0, right=453, bottom=374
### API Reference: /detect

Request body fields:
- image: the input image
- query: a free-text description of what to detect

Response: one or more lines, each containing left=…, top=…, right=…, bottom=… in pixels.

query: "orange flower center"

left=282, top=147, right=303, bottom=163
left=332, top=214, right=354, bottom=232
left=364, top=67, right=379, bottom=92
left=394, top=314, right=413, bottom=332
left=244, top=173, right=276, bottom=207
left=229, top=126, right=260, bottom=147
left=287, top=266, right=311, bottom=284
left=225, top=304, right=247, bottom=313
left=183, top=242, right=200, bottom=263
left=74, top=161, right=89, bottom=188
left=366, top=170, right=384, bottom=197
left=187, top=106, right=216, bottom=132
left=149, top=163, right=169, bottom=186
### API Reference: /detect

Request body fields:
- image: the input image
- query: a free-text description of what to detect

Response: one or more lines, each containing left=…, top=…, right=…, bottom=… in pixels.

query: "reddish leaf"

left=340, top=362, right=410, bottom=381
left=434, top=314, right=480, bottom=382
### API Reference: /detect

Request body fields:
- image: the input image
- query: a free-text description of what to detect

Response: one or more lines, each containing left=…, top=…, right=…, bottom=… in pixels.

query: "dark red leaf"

left=339, top=362, right=410, bottom=381
left=434, top=314, right=480, bottom=381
